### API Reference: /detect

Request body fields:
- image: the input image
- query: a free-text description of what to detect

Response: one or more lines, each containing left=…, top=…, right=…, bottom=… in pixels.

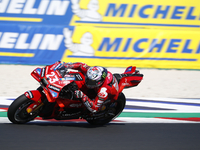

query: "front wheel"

left=7, top=94, right=41, bottom=124
left=86, top=93, right=126, bottom=125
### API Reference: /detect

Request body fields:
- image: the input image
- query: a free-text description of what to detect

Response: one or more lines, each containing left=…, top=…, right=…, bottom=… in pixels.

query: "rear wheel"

left=86, top=93, right=126, bottom=125
left=7, top=94, right=41, bottom=124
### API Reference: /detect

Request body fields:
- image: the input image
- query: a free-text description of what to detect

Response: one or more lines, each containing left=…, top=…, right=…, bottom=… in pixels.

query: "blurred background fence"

left=0, top=0, right=200, bottom=69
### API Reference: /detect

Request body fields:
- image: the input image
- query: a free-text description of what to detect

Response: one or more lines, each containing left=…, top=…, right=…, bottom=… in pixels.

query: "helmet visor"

left=85, top=76, right=102, bottom=89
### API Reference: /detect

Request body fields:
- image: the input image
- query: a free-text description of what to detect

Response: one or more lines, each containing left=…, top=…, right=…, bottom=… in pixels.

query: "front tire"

left=86, top=93, right=126, bottom=125
left=7, top=94, right=41, bottom=124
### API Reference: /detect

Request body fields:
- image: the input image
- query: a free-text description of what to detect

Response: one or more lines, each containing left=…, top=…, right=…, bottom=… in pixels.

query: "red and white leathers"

left=63, top=62, right=119, bottom=113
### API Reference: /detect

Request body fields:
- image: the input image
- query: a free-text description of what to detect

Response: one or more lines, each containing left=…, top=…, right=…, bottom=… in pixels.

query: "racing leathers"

left=63, top=62, right=119, bottom=113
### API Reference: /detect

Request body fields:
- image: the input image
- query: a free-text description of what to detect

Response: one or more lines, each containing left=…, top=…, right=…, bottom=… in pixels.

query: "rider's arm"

left=74, top=88, right=108, bottom=113
left=63, top=62, right=90, bottom=74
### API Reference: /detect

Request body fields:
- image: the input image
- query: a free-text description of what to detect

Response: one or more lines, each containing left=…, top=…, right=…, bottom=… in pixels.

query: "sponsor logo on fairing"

left=53, top=63, right=62, bottom=71
left=125, top=67, right=133, bottom=73
left=36, top=68, right=42, bottom=75
left=48, top=85, right=60, bottom=92
left=122, top=78, right=131, bottom=87
left=41, top=68, right=46, bottom=77
left=49, top=89, right=58, bottom=98
left=75, top=74, right=83, bottom=80
left=61, top=75, right=75, bottom=81
left=25, top=91, right=33, bottom=99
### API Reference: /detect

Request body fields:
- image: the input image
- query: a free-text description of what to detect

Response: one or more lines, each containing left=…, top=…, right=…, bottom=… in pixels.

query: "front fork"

left=24, top=90, right=44, bottom=114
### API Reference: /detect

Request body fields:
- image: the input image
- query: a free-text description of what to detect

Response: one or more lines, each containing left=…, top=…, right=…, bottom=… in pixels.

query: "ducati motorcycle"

left=7, top=61, right=143, bottom=125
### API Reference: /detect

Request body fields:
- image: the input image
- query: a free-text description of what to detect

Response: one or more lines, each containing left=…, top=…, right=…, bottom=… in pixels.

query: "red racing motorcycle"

left=7, top=61, right=143, bottom=125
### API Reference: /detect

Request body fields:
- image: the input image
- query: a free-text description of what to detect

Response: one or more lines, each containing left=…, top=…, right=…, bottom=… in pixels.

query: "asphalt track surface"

left=1, top=122, right=200, bottom=150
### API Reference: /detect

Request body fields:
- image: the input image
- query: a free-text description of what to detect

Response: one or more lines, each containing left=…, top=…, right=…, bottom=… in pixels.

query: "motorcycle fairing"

left=124, top=66, right=136, bottom=74
left=24, top=90, right=44, bottom=113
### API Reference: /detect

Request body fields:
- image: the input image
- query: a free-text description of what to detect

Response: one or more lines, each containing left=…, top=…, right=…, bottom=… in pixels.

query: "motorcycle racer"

left=8, top=61, right=143, bottom=125
left=63, top=62, right=119, bottom=113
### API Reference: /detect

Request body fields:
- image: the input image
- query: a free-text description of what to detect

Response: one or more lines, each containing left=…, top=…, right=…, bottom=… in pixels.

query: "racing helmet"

left=85, top=66, right=108, bottom=89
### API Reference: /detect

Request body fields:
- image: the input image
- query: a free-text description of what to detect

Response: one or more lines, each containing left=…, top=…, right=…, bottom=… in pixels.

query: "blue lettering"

left=195, top=42, right=200, bottom=54
left=166, top=39, right=181, bottom=53
left=139, top=5, right=153, bottom=18
left=153, top=5, right=170, bottom=19
left=133, top=38, right=148, bottom=52
left=105, top=3, right=127, bottom=17
left=171, top=6, right=185, bottom=19
left=122, top=38, right=132, bottom=52
left=98, top=38, right=122, bottom=52
left=186, top=7, right=196, bottom=20
left=128, top=5, right=137, bottom=17
left=182, top=40, right=193, bottom=53
left=149, top=39, right=166, bottom=52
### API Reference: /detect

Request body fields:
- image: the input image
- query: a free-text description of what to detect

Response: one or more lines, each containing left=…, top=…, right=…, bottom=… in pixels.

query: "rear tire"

left=86, top=93, right=126, bottom=125
left=7, top=94, right=41, bottom=124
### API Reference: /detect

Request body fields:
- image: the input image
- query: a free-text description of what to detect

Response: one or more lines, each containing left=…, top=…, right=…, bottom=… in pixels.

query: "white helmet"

left=85, top=66, right=107, bottom=88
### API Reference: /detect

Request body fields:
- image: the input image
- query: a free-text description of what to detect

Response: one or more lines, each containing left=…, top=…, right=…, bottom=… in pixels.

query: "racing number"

left=46, top=72, right=59, bottom=83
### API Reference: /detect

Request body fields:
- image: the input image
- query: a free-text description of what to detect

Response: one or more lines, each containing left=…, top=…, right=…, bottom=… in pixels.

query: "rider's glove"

left=74, top=90, right=84, bottom=98
left=74, top=90, right=97, bottom=113
left=63, top=62, right=73, bottom=69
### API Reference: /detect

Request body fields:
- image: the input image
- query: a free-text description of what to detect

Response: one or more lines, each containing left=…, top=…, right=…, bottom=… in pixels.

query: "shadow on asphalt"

left=4, top=121, right=126, bottom=128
